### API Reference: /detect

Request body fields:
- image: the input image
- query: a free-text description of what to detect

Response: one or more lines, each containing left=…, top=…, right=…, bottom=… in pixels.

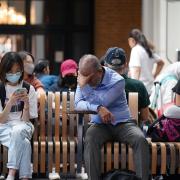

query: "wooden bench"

left=67, top=92, right=180, bottom=177
left=32, top=92, right=77, bottom=178
left=0, top=91, right=77, bottom=178
left=0, top=92, right=180, bottom=178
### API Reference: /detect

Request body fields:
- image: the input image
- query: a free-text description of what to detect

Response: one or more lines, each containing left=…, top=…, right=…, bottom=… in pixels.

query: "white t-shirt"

left=0, top=81, right=38, bottom=124
left=129, top=44, right=161, bottom=94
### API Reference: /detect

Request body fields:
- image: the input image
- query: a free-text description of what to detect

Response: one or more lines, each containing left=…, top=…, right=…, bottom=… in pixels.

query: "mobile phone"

left=14, top=88, right=27, bottom=95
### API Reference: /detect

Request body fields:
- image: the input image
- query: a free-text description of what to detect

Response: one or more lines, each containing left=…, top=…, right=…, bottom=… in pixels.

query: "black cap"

left=104, top=47, right=126, bottom=69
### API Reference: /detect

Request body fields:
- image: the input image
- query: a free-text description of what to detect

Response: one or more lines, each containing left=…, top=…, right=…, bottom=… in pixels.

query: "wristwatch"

left=97, top=105, right=103, bottom=112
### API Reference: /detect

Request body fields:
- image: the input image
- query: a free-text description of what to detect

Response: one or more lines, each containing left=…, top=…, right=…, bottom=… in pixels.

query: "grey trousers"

left=84, top=121, right=150, bottom=180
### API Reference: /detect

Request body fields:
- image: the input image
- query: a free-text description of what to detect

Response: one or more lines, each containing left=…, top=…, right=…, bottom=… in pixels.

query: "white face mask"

left=24, top=63, right=34, bottom=75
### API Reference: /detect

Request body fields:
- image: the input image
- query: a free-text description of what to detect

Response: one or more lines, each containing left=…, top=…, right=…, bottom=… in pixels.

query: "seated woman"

left=49, top=59, right=78, bottom=92
left=0, top=52, right=38, bottom=180
left=34, top=59, right=58, bottom=91
left=18, top=51, right=45, bottom=97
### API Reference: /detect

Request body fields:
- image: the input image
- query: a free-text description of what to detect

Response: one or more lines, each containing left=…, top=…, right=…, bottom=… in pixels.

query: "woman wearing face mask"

left=18, top=51, right=45, bottom=96
left=0, top=52, right=38, bottom=180
left=49, top=59, right=78, bottom=92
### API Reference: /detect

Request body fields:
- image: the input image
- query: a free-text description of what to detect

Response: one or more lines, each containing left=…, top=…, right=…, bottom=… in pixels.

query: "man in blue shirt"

left=75, top=54, right=149, bottom=180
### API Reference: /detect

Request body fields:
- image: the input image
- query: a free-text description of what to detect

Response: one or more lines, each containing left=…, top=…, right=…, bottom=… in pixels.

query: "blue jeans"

left=0, top=121, right=34, bottom=179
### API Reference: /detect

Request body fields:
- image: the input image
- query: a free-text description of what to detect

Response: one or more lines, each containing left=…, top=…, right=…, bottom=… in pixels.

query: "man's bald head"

left=79, top=54, right=102, bottom=76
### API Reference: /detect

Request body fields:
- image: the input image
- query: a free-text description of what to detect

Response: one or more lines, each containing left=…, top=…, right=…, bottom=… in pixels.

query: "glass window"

left=0, top=35, right=24, bottom=55
left=73, top=0, right=90, bottom=25
left=72, top=32, right=90, bottom=61
left=30, top=0, right=66, bottom=25
left=31, top=35, right=45, bottom=63
left=46, top=33, right=65, bottom=74
left=167, top=0, right=180, bottom=63
left=0, top=0, right=26, bottom=25
left=44, top=0, right=66, bottom=25
left=30, top=1, right=44, bottom=25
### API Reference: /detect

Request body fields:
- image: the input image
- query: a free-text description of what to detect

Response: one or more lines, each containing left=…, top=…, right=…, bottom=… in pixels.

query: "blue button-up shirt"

left=75, top=67, right=131, bottom=125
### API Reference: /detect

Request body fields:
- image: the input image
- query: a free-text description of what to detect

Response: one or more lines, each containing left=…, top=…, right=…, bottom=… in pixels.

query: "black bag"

left=103, top=169, right=141, bottom=180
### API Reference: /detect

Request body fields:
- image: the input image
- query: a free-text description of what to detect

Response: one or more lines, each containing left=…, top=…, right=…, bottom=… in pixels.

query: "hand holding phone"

left=9, top=88, right=27, bottom=105
left=14, top=88, right=28, bottom=104
left=14, top=88, right=27, bottom=95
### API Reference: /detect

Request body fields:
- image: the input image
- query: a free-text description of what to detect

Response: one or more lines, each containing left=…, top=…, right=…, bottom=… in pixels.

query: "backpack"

left=0, top=81, right=30, bottom=110
left=102, top=169, right=141, bottom=180
left=147, top=115, right=180, bottom=142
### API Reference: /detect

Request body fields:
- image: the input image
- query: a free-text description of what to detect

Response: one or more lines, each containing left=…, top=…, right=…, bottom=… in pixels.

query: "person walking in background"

left=18, top=51, right=45, bottom=96
left=128, top=28, right=164, bottom=95
left=103, top=47, right=151, bottom=123
left=75, top=54, right=149, bottom=180
left=0, top=52, right=38, bottom=180
left=34, top=59, right=58, bottom=91
left=49, top=59, right=78, bottom=92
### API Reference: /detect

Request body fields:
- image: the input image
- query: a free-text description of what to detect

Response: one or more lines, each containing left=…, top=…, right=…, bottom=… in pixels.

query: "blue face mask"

left=6, top=72, right=22, bottom=84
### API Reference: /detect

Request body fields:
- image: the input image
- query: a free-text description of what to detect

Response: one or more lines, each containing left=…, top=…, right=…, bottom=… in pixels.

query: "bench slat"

left=106, top=142, right=112, bottom=171
left=166, top=143, right=176, bottom=174
left=55, top=92, right=60, bottom=142
left=55, top=141, right=60, bottom=173
left=33, top=141, right=39, bottom=173
left=39, top=93, right=46, bottom=141
left=62, top=140, right=68, bottom=173
left=62, top=92, right=67, bottom=141
left=114, top=142, right=119, bottom=169
left=47, top=92, right=53, bottom=141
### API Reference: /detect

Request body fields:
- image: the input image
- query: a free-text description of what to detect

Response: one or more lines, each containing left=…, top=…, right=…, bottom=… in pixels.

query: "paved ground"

left=33, top=179, right=83, bottom=180
left=1, top=178, right=85, bottom=180
left=0, top=175, right=87, bottom=180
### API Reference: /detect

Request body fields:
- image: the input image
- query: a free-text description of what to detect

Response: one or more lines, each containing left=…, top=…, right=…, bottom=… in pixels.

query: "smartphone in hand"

left=14, top=88, right=27, bottom=95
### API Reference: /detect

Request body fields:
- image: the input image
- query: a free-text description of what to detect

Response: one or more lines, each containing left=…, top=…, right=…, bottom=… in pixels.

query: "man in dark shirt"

left=103, top=47, right=150, bottom=122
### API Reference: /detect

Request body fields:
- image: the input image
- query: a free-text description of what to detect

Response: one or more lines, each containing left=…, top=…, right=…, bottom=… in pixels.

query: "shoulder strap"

left=22, top=81, right=30, bottom=94
left=150, top=75, right=178, bottom=109
left=159, top=74, right=177, bottom=85
left=0, top=82, right=6, bottom=108
left=150, top=82, right=161, bottom=109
